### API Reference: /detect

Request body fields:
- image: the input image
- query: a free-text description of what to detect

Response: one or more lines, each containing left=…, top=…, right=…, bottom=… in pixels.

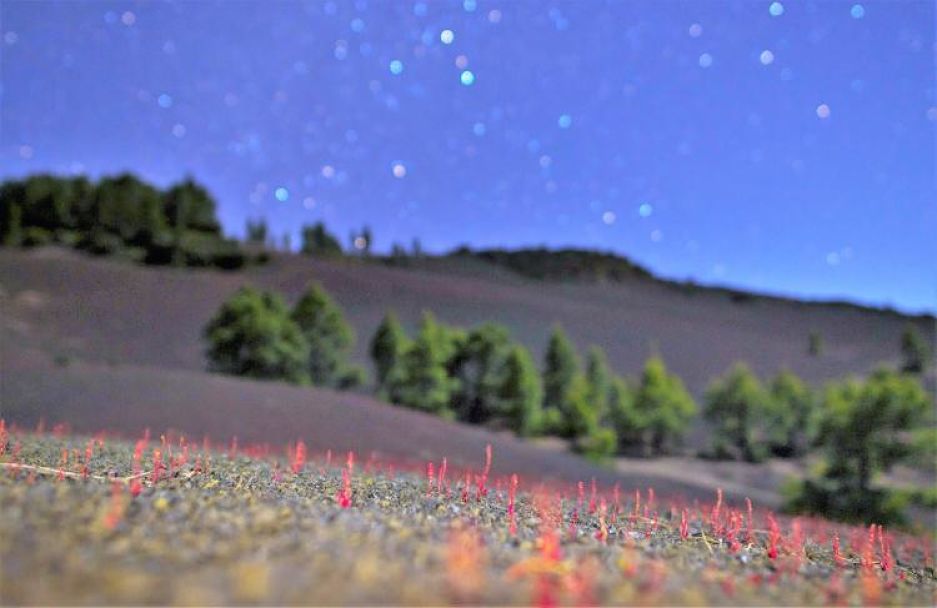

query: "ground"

left=1, top=430, right=934, bottom=606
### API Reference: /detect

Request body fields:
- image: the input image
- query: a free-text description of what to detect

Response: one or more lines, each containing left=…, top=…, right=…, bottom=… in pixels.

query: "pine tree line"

left=202, top=283, right=934, bottom=523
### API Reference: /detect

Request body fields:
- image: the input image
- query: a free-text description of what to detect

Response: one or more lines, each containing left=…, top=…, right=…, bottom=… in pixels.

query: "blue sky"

left=1, top=1, right=934, bottom=313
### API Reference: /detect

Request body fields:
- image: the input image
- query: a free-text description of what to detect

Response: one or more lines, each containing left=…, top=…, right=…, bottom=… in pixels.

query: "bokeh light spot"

left=389, top=59, right=404, bottom=75
left=759, top=50, right=775, bottom=65
left=638, top=203, right=653, bottom=218
left=557, top=114, right=572, bottom=128
left=850, top=4, right=865, bottom=19
left=698, top=53, right=713, bottom=68
left=460, top=70, right=475, bottom=86
left=440, top=29, right=454, bottom=44
left=816, top=103, right=831, bottom=119
left=769, top=2, right=784, bottom=17
left=392, top=162, right=407, bottom=178
left=275, top=187, right=289, bottom=202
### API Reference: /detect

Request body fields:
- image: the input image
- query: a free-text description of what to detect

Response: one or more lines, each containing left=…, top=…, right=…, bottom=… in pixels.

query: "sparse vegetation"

left=449, top=246, right=653, bottom=283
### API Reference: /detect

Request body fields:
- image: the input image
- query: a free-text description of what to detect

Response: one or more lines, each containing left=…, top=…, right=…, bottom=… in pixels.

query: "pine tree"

left=291, top=283, right=356, bottom=387
left=397, top=312, right=456, bottom=416
left=608, top=376, right=641, bottom=451
left=585, top=346, right=612, bottom=423
left=634, top=356, right=696, bottom=456
left=764, top=370, right=813, bottom=457
left=369, top=312, right=410, bottom=396
left=2, top=203, right=23, bottom=246
left=564, top=373, right=599, bottom=439
left=203, top=287, right=308, bottom=383
left=449, top=323, right=513, bottom=423
left=499, top=345, right=543, bottom=436
left=704, top=363, right=767, bottom=462
left=788, top=368, right=933, bottom=524
left=900, top=325, right=931, bottom=374
left=542, top=324, right=579, bottom=435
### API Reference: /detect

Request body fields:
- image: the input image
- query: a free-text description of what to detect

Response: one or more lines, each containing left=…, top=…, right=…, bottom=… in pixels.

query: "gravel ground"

left=0, top=431, right=934, bottom=606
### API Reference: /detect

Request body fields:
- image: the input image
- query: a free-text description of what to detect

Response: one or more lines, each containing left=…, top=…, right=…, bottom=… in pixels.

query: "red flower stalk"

left=0, top=419, right=6, bottom=456
left=272, top=461, right=283, bottom=484
left=728, top=512, right=742, bottom=553
left=588, top=478, right=597, bottom=514
left=832, top=534, right=844, bottom=567
left=426, top=461, right=435, bottom=496
left=711, top=488, right=723, bottom=535
left=612, top=483, right=621, bottom=524
left=336, top=467, right=352, bottom=508
left=82, top=439, right=94, bottom=479
left=745, top=497, right=753, bottom=543
left=437, top=457, right=447, bottom=495
left=508, top=473, right=519, bottom=515
left=878, top=525, right=891, bottom=572
left=862, top=524, right=875, bottom=571
left=647, top=487, right=655, bottom=510
left=646, top=512, right=658, bottom=540
left=462, top=471, right=471, bottom=503
left=56, top=448, right=68, bottom=482
left=477, top=444, right=492, bottom=499
left=680, top=508, right=689, bottom=540
left=633, top=488, right=641, bottom=521
left=151, top=449, right=164, bottom=483
left=228, top=435, right=238, bottom=458
left=130, top=439, right=145, bottom=497
left=767, top=514, right=780, bottom=560
left=595, top=498, right=608, bottom=543
left=291, top=440, right=306, bottom=474
left=346, top=450, right=355, bottom=472
left=577, top=481, right=585, bottom=512
left=791, top=518, right=804, bottom=567
left=326, top=448, right=332, bottom=469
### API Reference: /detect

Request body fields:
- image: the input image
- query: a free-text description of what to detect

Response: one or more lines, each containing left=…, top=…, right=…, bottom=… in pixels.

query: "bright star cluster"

left=0, top=1, right=934, bottom=311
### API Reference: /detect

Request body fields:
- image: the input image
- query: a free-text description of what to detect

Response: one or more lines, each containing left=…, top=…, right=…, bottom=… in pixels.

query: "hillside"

left=1, top=246, right=931, bottom=396
left=1, top=246, right=933, bottom=496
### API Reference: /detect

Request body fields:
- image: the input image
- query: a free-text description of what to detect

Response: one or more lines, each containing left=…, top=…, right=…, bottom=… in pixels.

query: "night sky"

left=1, top=1, right=934, bottom=312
